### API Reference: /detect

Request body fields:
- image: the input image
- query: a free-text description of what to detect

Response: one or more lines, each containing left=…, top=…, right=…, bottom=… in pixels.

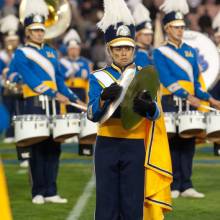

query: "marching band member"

left=60, top=29, right=93, bottom=155
left=9, top=0, right=83, bottom=204
left=0, top=14, right=21, bottom=143
left=210, top=11, right=220, bottom=156
left=87, top=0, right=162, bottom=219
left=60, top=28, right=91, bottom=108
left=153, top=0, right=220, bottom=199
left=133, top=2, right=154, bottom=67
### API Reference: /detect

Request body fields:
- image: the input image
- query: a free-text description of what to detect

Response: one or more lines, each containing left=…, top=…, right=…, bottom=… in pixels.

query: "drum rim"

left=53, top=113, right=81, bottom=119
left=13, top=114, right=49, bottom=121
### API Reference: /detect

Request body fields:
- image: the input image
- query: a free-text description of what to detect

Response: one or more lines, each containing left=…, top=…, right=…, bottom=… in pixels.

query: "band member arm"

left=193, top=62, right=211, bottom=101
left=55, top=69, right=79, bottom=102
left=87, top=74, right=109, bottom=122
left=7, top=60, right=23, bottom=83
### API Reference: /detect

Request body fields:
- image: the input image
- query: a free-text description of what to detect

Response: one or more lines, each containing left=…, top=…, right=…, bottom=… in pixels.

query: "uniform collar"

left=25, top=41, right=44, bottom=50
left=111, top=61, right=134, bottom=74
left=166, top=40, right=183, bottom=49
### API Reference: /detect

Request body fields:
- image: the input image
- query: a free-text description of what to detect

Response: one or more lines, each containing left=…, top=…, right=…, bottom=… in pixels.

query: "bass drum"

left=183, top=30, right=220, bottom=89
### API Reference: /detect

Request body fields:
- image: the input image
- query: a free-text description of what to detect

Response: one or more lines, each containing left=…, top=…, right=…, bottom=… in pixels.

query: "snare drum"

left=164, top=112, right=176, bottom=137
left=14, top=115, right=50, bottom=147
left=178, top=111, right=206, bottom=138
left=52, top=113, right=81, bottom=142
left=206, top=112, right=220, bottom=142
left=79, top=114, right=97, bottom=144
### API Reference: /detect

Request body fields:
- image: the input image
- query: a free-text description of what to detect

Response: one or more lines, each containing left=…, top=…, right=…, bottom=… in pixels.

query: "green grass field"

left=1, top=142, right=220, bottom=220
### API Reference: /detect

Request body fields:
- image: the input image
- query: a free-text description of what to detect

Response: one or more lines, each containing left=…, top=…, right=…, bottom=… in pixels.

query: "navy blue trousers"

left=95, top=136, right=145, bottom=220
left=169, top=135, right=195, bottom=191
left=23, top=97, right=61, bottom=197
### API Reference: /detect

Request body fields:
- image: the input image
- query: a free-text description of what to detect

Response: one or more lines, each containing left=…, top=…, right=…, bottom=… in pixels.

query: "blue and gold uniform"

left=12, top=42, right=78, bottom=101
left=154, top=41, right=210, bottom=104
left=88, top=63, right=160, bottom=220
left=60, top=56, right=90, bottom=105
left=153, top=40, right=210, bottom=194
left=9, top=41, right=78, bottom=199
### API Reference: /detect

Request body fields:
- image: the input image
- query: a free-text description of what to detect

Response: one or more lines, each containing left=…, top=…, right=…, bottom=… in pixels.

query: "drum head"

left=17, top=136, right=49, bottom=147
left=79, top=134, right=97, bottom=145
left=179, top=129, right=205, bottom=139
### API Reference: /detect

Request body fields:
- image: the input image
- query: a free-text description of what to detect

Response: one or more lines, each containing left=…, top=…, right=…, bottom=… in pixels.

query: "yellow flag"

left=144, top=96, right=173, bottom=220
left=0, top=159, right=13, bottom=220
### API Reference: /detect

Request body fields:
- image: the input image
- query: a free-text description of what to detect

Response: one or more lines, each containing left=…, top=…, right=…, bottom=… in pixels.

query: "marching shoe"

left=171, top=190, right=180, bottom=198
left=44, top=195, right=68, bottom=204
left=32, top=195, right=45, bottom=204
left=181, top=188, right=205, bottom=198
left=3, top=137, right=15, bottom=144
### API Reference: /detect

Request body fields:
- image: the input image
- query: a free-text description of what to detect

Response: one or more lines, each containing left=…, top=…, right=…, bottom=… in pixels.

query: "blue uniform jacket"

left=9, top=42, right=78, bottom=101
left=87, top=63, right=160, bottom=122
left=153, top=41, right=210, bottom=100
left=60, top=56, right=91, bottom=79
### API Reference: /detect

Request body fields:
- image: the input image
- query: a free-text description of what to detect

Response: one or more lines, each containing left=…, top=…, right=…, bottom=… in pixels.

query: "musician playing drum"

left=8, top=0, right=83, bottom=204
left=153, top=0, right=220, bottom=199
left=87, top=0, right=161, bottom=219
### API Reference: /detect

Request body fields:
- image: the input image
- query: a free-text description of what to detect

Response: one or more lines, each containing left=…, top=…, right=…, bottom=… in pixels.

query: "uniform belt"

left=162, top=80, right=194, bottom=96
left=65, top=78, right=88, bottom=89
left=22, top=81, right=57, bottom=98
left=98, top=118, right=146, bottom=139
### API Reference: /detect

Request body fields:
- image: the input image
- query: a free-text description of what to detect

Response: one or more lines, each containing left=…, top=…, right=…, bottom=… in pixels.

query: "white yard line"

left=66, top=175, right=95, bottom=220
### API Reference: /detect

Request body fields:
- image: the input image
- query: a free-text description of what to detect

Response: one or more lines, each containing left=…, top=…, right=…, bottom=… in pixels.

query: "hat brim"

left=168, top=20, right=186, bottom=27
left=138, top=29, right=153, bottom=34
left=109, top=38, right=135, bottom=47
left=27, top=23, right=46, bottom=31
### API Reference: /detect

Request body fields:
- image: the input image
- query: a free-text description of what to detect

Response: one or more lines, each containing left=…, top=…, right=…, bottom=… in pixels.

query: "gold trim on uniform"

left=65, top=78, right=88, bottom=89
left=98, top=118, right=146, bottom=139
left=107, top=37, right=136, bottom=47
left=22, top=81, right=57, bottom=98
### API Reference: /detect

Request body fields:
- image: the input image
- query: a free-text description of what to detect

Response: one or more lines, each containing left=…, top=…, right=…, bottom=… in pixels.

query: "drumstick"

left=199, top=104, right=219, bottom=112
left=69, top=102, right=87, bottom=111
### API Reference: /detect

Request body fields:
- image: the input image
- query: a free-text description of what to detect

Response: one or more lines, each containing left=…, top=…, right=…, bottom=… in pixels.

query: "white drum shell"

left=164, top=113, right=176, bottom=135
left=53, top=114, right=81, bottom=142
left=80, top=114, right=97, bottom=143
left=206, top=112, right=220, bottom=140
left=14, top=115, right=50, bottom=146
left=178, top=111, right=206, bottom=138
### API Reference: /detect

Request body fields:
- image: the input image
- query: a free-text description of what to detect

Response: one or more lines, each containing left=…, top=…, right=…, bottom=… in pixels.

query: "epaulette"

left=92, top=66, right=108, bottom=74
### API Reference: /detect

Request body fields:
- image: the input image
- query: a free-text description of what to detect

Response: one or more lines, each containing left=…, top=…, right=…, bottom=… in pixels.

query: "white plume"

left=0, top=15, right=19, bottom=34
left=133, top=3, right=151, bottom=26
left=63, top=29, right=81, bottom=44
left=126, top=0, right=142, bottom=12
left=23, top=0, right=48, bottom=20
left=213, top=11, right=220, bottom=29
left=97, top=0, right=134, bottom=32
left=160, top=0, right=189, bottom=15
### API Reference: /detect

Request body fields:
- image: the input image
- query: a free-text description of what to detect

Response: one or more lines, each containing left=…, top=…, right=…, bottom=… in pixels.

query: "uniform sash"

left=20, top=47, right=56, bottom=82
left=158, top=46, right=194, bottom=83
